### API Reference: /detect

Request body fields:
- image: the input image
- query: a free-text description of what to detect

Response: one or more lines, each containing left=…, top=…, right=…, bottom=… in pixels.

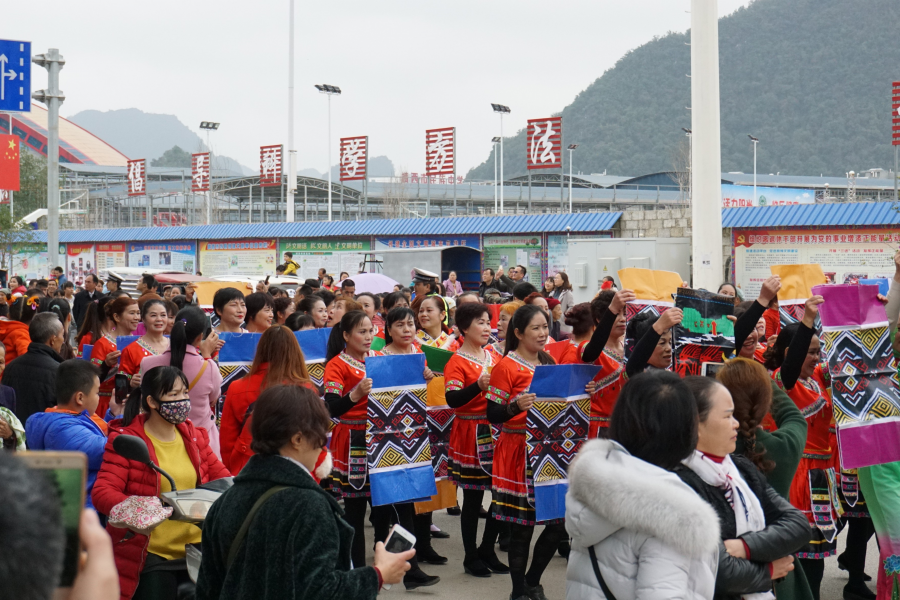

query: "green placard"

left=421, top=344, right=454, bottom=373
left=370, top=336, right=386, bottom=351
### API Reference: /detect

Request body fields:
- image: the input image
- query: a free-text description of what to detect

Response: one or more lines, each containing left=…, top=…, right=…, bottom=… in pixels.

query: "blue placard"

left=367, top=353, right=426, bottom=389
left=0, top=40, right=31, bottom=113
left=295, top=327, right=331, bottom=362
left=116, top=336, right=141, bottom=354
left=218, top=333, right=261, bottom=362
left=81, top=344, right=93, bottom=361
left=860, top=279, right=889, bottom=297
left=530, top=364, right=601, bottom=398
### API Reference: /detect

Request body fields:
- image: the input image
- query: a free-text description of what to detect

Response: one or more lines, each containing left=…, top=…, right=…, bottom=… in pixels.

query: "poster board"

left=65, top=243, right=95, bottom=287
left=95, top=243, right=127, bottom=274
left=483, top=235, right=543, bottom=287
left=734, top=228, right=898, bottom=298
left=128, top=242, right=196, bottom=273
left=198, top=240, right=277, bottom=278
left=279, top=239, right=370, bottom=280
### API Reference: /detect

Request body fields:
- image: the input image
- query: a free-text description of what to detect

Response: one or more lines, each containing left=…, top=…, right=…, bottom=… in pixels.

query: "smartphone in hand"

left=18, top=451, right=87, bottom=587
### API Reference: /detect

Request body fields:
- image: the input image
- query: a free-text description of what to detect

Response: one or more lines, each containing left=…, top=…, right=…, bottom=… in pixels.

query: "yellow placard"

left=617, top=268, right=683, bottom=302
left=771, top=264, right=827, bottom=301
left=194, top=280, right=253, bottom=308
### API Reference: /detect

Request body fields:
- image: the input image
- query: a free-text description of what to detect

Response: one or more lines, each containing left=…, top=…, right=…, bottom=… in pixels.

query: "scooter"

left=113, top=434, right=233, bottom=584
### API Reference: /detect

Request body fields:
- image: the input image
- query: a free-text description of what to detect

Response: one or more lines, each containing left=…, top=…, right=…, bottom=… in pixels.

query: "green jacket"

left=196, top=454, right=379, bottom=600
left=734, top=380, right=812, bottom=600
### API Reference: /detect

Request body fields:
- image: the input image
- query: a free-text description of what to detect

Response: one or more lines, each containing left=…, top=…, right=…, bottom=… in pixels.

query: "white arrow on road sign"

left=0, top=54, right=17, bottom=101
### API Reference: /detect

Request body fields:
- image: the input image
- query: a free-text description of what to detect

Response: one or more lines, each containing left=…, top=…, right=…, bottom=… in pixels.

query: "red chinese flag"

left=0, top=135, right=20, bottom=192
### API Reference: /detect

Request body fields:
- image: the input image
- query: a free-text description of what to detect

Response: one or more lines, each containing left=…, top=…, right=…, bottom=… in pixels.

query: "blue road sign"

left=0, top=39, right=31, bottom=113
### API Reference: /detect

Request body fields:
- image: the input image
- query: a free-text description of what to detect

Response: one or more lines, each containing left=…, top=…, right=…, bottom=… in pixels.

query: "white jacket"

left=566, top=439, right=720, bottom=600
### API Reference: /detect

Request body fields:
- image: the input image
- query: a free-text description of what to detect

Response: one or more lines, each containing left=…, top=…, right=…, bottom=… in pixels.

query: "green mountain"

left=466, top=0, right=900, bottom=180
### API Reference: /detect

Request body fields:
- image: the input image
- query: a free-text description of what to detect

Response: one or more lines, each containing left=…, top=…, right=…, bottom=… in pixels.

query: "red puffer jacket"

left=91, top=414, right=230, bottom=600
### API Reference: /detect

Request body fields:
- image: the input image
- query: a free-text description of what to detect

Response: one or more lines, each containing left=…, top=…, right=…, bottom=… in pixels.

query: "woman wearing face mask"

left=244, top=292, right=275, bottom=333
left=444, top=303, right=508, bottom=578
left=92, top=366, right=230, bottom=600
left=141, top=307, right=222, bottom=459
left=675, top=376, right=810, bottom=600
left=91, top=296, right=140, bottom=418
left=623, top=308, right=683, bottom=377
left=119, top=299, right=170, bottom=391
left=491, top=301, right=523, bottom=355
left=297, top=296, right=329, bottom=329
left=487, top=305, right=563, bottom=600
left=323, top=310, right=439, bottom=591
left=763, top=295, right=853, bottom=600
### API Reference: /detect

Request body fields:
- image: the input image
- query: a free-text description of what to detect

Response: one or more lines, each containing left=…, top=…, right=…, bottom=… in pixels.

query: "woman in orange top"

left=322, top=310, right=438, bottom=590
left=76, top=298, right=110, bottom=358
left=0, top=293, right=40, bottom=362
left=444, top=303, right=507, bottom=577
left=220, top=325, right=315, bottom=473
left=486, top=305, right=564, bottom=600
left=415, top=295, right=460, bottom=351
left=764, top=295, right=836, bottom=598
left=90, top=296, right=139, bottom=418
left=118, top=298, right=169, bottom=391
left=491, top=301, right=522, bottom=356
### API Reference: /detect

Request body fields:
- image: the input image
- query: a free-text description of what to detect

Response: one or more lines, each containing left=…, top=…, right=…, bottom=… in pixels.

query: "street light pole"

left=286, top=0, right=296, bottom=222
left=567, top=144, right=578, bottom=213
left=492, top=104, right=510, bottom=214
left=492, top=137, right=500, bottom=214
left=316, top=84, right=341, bottom=221
left=199, top=121, right=219, bottom=224
left=32, top=49, right=65, bottom=269
left=749, top=135, right=759, bottom=205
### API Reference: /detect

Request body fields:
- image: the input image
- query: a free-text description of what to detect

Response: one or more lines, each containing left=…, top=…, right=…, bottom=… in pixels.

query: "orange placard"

left=771, top=264, right=827, bottom=302
left=617, top=268, right=683, bottom=303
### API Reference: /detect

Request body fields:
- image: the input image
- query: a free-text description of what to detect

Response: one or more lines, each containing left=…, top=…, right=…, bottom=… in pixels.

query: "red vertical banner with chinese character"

left=526, top=117, right=562, bottom=169
left=425, top=127, right=455, bottom=178
left=127, top=159, right=146, bottom=196
left=259, top=145, right=283, bottom=187
left=0, top=134, right=20, bottom=192
left=892, top=81, right=900, bottom=146
left=192, top=152, right=210, bottom=192
left=340, top=136, right=368, bottom=181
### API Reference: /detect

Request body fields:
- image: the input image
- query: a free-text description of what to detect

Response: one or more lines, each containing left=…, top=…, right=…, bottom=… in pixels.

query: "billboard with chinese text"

left=128, top=241, right=197, bottom=273
left=279, top=239, right=371, bottom=280
left=199, top=240, right=277, bottom=278
left=425, top=127, right=455, bottom=177
left=340, top=136, right=368, bottom=181
left=526, top=117, right=562, bottom=170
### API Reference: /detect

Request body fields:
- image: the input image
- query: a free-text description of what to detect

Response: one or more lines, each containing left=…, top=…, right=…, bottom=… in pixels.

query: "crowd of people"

left=0, top=250, right=895, bottom=600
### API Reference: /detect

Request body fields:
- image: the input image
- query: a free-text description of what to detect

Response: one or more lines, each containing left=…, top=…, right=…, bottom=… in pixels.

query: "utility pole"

left=32, top=49, right=64, bottom=269
left=286, top=0, right=296, bottom=222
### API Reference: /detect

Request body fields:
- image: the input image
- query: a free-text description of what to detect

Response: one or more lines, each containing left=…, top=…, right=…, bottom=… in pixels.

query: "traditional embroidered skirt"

left=448, top=415, right=492, bottom=490
left=330, top=421, right=370, bottom=499
left=790, top=453, right=840, bottom=559
left=491, top=429, right=563, bottom=527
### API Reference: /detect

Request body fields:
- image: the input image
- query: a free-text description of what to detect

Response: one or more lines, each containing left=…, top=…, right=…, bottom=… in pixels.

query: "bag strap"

left=588, top=545, right=618, bottom=600
left=226, top=485, right=289, bottom=569
left=188, top=359, right=209, bottom=392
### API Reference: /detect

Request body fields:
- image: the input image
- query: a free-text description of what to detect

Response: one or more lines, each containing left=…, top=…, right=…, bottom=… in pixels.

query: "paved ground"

left=369, top=495, right=880, bottom=599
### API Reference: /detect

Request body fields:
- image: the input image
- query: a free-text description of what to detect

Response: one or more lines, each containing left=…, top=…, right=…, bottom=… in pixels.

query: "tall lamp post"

left=286, top=0, right=296, bottom=222
left=492, top=137, right=501, bottom=214
left=32, top=49, right=65, bottom=269
left=748, top=135, right=759, bottom=205
left=567, top=144, right=578, bottom=213
left=199, top=121, right=219, bottom=224
left=315, top=84, right=341, bottom=221
left=491, top=104, right=510, bottom=214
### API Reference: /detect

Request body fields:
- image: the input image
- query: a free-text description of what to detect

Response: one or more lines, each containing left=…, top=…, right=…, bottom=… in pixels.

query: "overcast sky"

left=8, top=0, right=752, bottom=176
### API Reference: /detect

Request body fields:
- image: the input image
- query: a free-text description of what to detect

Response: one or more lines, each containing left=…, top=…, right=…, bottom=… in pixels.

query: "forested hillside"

left=466, top=0, right=900, bottom=180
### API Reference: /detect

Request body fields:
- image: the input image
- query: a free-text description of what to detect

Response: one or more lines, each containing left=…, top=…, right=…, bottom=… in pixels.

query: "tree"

left=151, top=145, right=192, bottom=168
left=0, top=208, right=38, bottom=272
left=15, top=152, right=48, bottom=220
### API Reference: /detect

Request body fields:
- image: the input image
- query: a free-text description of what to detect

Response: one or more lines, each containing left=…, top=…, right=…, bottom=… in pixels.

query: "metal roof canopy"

left=723, top=201, right=900, bottom=228
left=33, top=211, right=623, bottom=243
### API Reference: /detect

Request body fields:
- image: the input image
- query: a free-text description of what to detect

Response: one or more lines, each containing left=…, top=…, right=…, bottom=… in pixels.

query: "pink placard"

left=812, top=284, right=887, bottom=328
left=837, top=418, right=900, bottom=469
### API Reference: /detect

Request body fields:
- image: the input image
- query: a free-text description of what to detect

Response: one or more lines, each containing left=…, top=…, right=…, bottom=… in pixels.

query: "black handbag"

left=588, top=545, right=618, bottom=600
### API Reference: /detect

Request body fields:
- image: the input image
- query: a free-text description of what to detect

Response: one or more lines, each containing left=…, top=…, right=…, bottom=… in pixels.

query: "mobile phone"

left=18, top=451, right=87, bottom=587
left=265, top=275, right=270, bottom=285
left=115, top=373, right=130, bottom=404
left=701, top=362, right=725, bottom=378
left=382, top=524, right=416, bottom=590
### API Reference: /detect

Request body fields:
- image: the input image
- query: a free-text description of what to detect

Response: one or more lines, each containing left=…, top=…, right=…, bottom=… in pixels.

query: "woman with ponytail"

left=118, top=298, right=170, bottom=391
left=76, top=296, right=111, bottom=357
left=140, top=306, right=222, bottom=457
left=90, top=296, right=140, bottom=418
